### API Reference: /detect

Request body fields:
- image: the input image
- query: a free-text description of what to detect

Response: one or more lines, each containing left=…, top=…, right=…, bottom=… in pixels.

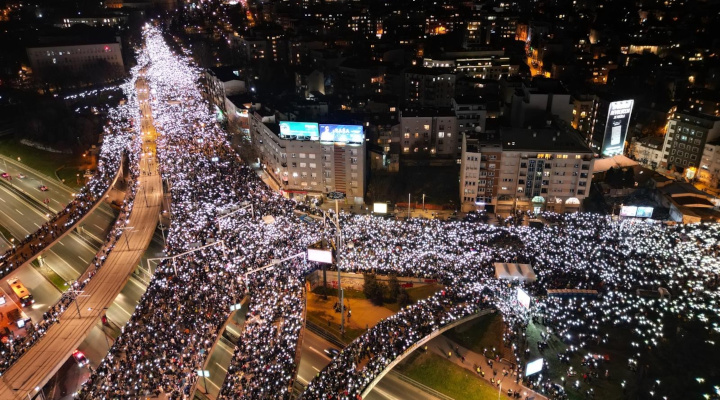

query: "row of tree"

left=363, top=273, right=411, bottom=308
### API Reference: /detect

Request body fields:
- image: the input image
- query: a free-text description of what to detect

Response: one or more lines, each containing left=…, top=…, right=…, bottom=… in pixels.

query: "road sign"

left=327, top=191, right=346, bottom=200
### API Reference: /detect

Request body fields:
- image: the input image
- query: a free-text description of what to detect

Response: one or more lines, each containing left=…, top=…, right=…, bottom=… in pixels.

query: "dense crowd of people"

left=303, top=284, right=496, bottom=399
left=77, top=26, right=319, bottom=399
left=66, top=25, right=720, bottom=400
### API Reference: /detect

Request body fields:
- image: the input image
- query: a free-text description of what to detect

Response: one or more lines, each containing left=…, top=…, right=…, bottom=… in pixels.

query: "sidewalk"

left=427, top=336, right=547, bottom=400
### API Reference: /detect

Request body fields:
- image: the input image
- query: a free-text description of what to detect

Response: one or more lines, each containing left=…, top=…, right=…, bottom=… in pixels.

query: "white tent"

left=494, top=262, right=537, bottom=282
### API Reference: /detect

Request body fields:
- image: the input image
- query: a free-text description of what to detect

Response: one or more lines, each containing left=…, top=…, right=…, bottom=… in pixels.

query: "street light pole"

left=335, top=198, right=344, bottom=335
left=408, top=193, right=411, bottom=219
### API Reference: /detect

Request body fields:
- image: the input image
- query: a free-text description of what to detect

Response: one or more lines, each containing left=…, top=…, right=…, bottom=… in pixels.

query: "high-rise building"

left=248, top=116, right=366, bottom=204
left=460, top=121, right=594, bottom=214
left=661, top=110, right=720, bottom=172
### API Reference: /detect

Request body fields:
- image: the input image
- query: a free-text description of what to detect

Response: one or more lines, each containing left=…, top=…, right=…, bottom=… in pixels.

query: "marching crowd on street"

left=5, top=25, right=716, bottom=400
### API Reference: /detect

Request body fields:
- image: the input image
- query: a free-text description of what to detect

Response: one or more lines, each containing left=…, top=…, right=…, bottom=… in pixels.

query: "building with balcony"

left=660, top=110, right=720, bottom=173
left=248, top=114, right=366, bottom=205
left=460, top=120, right=594, bottom=214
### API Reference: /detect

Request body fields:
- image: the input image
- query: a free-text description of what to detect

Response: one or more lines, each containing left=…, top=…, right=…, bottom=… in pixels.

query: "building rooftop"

left=453, top=95, right=486, bottom=105
left=400, top=108, right=456, bottom=118
left=404, top=66, right=454, bottom=76
left=501, top=125, right=592, bottom=153
left=208, top=66, right=245, bottom=83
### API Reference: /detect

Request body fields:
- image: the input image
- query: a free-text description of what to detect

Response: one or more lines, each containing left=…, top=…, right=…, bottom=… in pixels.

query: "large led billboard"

left=319, top=124, right=364, bottom=144
left=279, top=121, right=319, bottom=140
left=307, top=248, right=333, bottom=264
left=601, top=100, right=634, bottom=157
left=620, top=205, right=638, bottom=217
left=636, top=207, right=654, bottom=218
left=373, top=203, right=388, bottom=214
left=526, top=358, right=544, bottom=377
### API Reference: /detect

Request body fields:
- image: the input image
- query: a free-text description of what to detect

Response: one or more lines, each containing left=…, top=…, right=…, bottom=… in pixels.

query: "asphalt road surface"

left=0, top=184, right=112, bottom=282
left=0, top=72, right=163, bottom=399
left=44, top=229, right=166, bottom=399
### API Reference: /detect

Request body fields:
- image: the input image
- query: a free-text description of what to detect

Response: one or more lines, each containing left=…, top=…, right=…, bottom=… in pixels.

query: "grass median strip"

left=398, top=351, right=499, bottom=400
left=31, top=258, right=71, bottom=293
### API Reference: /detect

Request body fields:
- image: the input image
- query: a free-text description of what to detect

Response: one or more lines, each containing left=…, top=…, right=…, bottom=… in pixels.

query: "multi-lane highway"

left=0, top=157, right=119, bottom=326
left=43, top=228, right=166, bottom=399
left=0, top=73, right=163, bottom=400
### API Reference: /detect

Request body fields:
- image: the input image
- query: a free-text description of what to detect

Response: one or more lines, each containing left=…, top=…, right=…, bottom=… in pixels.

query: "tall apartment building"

left=460, top=122, right=594, bottom=214
left=399, top=109, right=460, bottom=158
left=460, top=136, right=502, bottom=208
left=248, top=115, right=366, bottom=204
left=661, top=110, right=720, bottom=172
left=404, top=67, right=456, bottom=107
left=26, top=41, right=124, bottom=80
left=697, top=140, right=720, bottom=190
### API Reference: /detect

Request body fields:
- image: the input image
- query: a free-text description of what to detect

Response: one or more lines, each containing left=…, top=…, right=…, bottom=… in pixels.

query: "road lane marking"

left=48, top=249, right=82, bottom=276
left=0, top=209, right=30, bottom=235
left=309, top=346, right=331, bottom=359
left=374, top=387, right=401, bottom=400
left=214, top=362, right=228, bottom=373
left=15, top=209, right=23, bottom=215
left=93, top=224, right=103, bottom=230
left=78, top=255, right=88, bottom=263
left=0, top=197, right=4, bottom=202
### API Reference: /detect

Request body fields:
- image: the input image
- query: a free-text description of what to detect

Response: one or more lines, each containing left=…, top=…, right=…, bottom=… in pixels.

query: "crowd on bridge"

left=0, top=79, right=142, bottom=373
left=0, top=104, right=134, bottom=276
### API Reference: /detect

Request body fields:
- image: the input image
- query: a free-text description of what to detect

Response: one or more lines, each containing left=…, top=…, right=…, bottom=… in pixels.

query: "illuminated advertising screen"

left=279, top=121, right=319, bottom=140
left=601, top=100, right=634, bottom=157
left=526, top=358, right=544, bottom=377
left=373, top=203, right=388, bottom=214
left=319, top=124, right=364, bottom=144
left=620, top=205, right=638, bottom=217
left=307, top=248, right=333, bottom=264
left=517, top=288, right=531, bottom=309
left=636, top=207, right=654, bottom=218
